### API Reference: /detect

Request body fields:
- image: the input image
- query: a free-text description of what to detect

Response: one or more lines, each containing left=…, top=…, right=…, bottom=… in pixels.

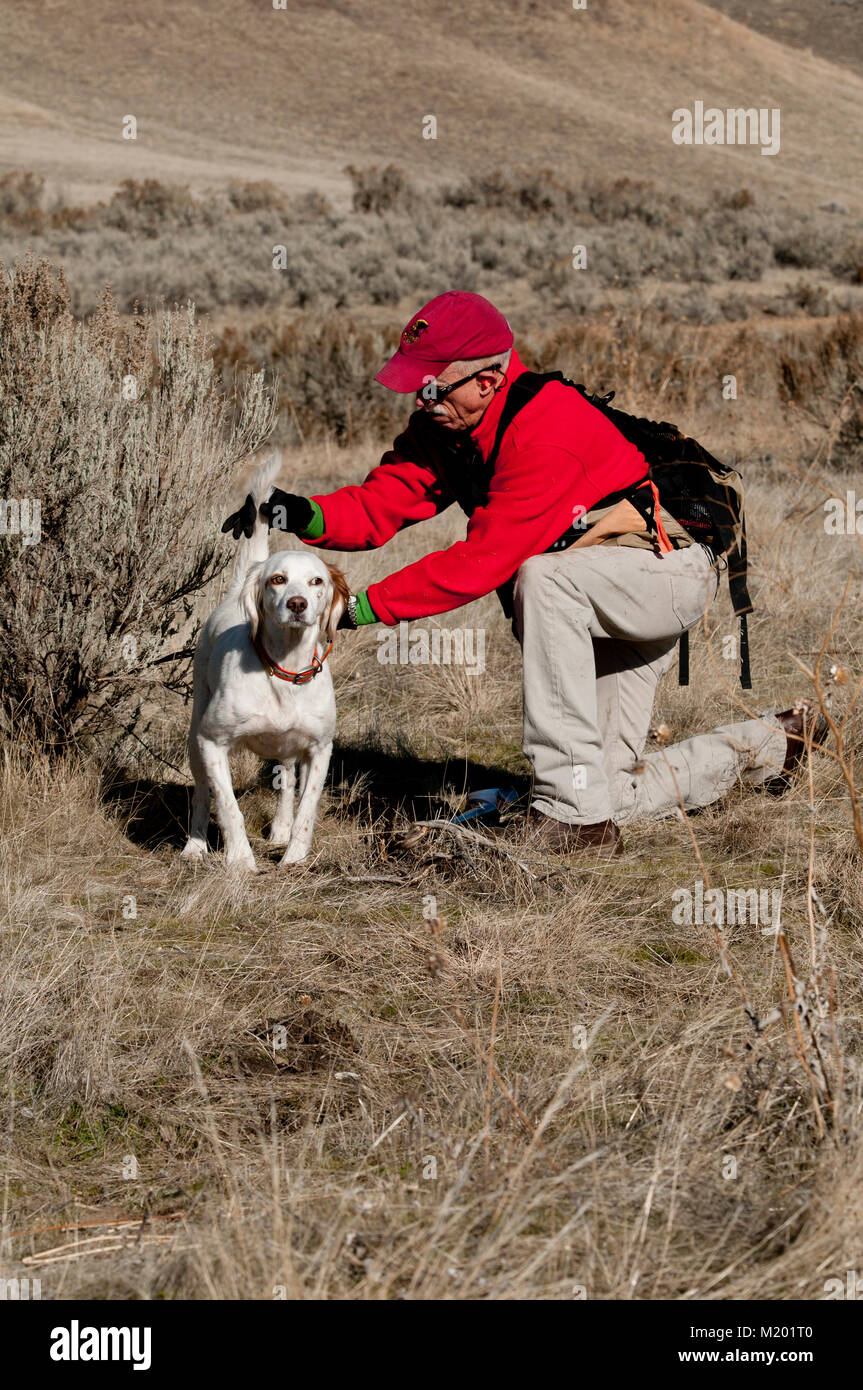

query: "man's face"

left=414, top=364, right=502, bottom=431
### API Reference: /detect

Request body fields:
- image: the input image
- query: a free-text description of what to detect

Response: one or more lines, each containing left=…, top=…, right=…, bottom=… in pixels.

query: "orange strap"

left=648, top=479, right=674, bottom=553
left=632, top=478, right=673, bottom=554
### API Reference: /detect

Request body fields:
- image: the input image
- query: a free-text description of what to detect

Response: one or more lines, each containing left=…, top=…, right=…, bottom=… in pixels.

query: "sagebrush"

left=0, top=257, right=274, bottom=751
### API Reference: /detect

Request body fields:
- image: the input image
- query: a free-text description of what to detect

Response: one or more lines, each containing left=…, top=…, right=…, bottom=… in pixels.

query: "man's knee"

left=512, top=553, right=562, bottom=642
left=513, top=551, right=560, bottom=607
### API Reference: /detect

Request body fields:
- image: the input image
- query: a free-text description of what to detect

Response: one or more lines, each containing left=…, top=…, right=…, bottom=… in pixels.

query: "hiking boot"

left=524, top=808, right=623, bottom=856
left=764, top=700, right=829, bottom=796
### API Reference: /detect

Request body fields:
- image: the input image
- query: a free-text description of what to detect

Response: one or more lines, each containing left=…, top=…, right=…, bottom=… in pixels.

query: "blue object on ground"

left=451, top=787, right=519, bottom=825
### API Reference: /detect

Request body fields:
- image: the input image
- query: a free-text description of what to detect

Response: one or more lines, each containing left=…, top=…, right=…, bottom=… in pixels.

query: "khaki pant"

left=512, top=543, right=787, bottom=824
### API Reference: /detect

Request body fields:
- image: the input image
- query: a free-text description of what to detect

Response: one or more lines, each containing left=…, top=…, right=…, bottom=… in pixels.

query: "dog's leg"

left=199, top=737, right=257, bottom=871
left=297, top=757, right=310, bottom=801
left=279, top=741, right=332, bottom=865
left=181, top=725, right=211, bottom=861
left=269, top=757, right=296, bottom=846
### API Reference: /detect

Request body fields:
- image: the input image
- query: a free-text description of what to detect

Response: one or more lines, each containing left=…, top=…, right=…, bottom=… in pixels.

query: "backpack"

left=479, top=371, right=753, bottom=689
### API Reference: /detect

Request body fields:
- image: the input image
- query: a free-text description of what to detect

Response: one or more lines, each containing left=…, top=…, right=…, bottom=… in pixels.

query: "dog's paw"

left=268, top=824, right=293, bottom=848
left=225, top=851, right=258, bottom=873
left=180, top=841, right=208, bottom=863
left=278, top=844, right=310, bottom=866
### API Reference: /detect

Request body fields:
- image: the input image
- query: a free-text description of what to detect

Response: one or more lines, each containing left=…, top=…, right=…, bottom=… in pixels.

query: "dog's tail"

left=227, top=449, right=284, bottom=593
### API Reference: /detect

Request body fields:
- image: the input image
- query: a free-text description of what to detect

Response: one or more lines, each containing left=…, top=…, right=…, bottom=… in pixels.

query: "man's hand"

left=221, top=493, right=257, bottom=540
left=568, top=498, right=648, bottom=550
left=336, top=594, right=358, bottom=630
left=259, top=489, right=314, bottom=534
left=221, top=489, right=314, bottom=540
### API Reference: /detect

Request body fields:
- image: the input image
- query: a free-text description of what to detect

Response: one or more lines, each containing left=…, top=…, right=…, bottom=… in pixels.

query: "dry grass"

left=2, top=416, right=862, bottom=1299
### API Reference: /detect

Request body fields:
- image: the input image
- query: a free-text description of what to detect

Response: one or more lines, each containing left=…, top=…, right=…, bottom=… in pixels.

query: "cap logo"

left=401, top=317, right=429, bottom=346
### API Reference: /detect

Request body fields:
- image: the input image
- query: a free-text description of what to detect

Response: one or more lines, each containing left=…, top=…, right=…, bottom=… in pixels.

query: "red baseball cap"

left=375, top=291, right=513, bottom=393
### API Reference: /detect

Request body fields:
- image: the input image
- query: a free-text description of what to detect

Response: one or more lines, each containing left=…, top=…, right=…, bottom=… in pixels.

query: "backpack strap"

left=486, top=370, right=563, bottom=469
left=723, top=508, right=752, bottom=691
left=678, top=630, right=690, bottom=686
left=738, top=612, right=751, bottom=690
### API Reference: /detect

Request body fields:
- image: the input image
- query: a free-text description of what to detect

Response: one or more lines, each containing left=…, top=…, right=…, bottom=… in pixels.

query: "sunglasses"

left=419, top=363, right=503, bottom=403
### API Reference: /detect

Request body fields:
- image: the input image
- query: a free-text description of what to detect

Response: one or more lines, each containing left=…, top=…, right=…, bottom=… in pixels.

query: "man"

left=223, top=291, right=826, bottom=856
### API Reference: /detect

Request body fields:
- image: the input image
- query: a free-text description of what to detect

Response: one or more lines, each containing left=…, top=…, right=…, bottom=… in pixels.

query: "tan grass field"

left=2, top=415, right=862, bottom=1298
left=1, top=0, right=862, bottom=1305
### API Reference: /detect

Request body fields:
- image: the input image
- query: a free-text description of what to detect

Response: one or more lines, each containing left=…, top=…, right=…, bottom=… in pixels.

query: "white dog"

left=181, top=459, right=349, bottom=870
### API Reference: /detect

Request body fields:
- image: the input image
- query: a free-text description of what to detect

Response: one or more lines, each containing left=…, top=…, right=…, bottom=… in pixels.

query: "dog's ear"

left=323, top=562, right=350, bottom=643
left=240, top=561, right=266, bottom=641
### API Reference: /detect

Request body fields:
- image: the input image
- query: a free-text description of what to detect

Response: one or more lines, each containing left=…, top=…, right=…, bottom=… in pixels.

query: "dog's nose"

left=287, top=596, right=308, bottom=615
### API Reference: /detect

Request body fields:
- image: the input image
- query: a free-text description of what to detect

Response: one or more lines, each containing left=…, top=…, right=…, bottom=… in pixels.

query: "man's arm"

left=222, top=419, right=452, bottom=550
left=363, top=444, right=610, bottom=625
left=303, top=419, right=453, bottom=552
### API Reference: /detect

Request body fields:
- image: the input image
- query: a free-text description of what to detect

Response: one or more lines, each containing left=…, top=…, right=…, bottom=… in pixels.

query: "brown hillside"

left=705, top=0, right=863, bottom=79
left=0, top=0, right=860, bottom=211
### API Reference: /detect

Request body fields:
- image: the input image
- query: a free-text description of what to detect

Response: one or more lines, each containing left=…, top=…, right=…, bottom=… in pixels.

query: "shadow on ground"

left=101, top=743, right=531, bottom=851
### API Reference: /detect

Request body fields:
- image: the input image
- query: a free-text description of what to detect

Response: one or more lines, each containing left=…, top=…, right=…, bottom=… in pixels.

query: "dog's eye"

left=309, top=576, right=324, bottom=586
left=268, top=574, right=286, bottom=586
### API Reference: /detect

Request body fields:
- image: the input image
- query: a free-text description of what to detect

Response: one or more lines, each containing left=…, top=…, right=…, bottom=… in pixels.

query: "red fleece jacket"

left=305, top=350, right=649, bottom=625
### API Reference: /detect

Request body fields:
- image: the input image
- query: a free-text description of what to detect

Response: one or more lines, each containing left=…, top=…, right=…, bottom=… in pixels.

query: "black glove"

left=336, top=597, right=358, bottom=630
left=259, top=489, right=314, bottom=534
left=221, top=493, right=257, bottom=540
